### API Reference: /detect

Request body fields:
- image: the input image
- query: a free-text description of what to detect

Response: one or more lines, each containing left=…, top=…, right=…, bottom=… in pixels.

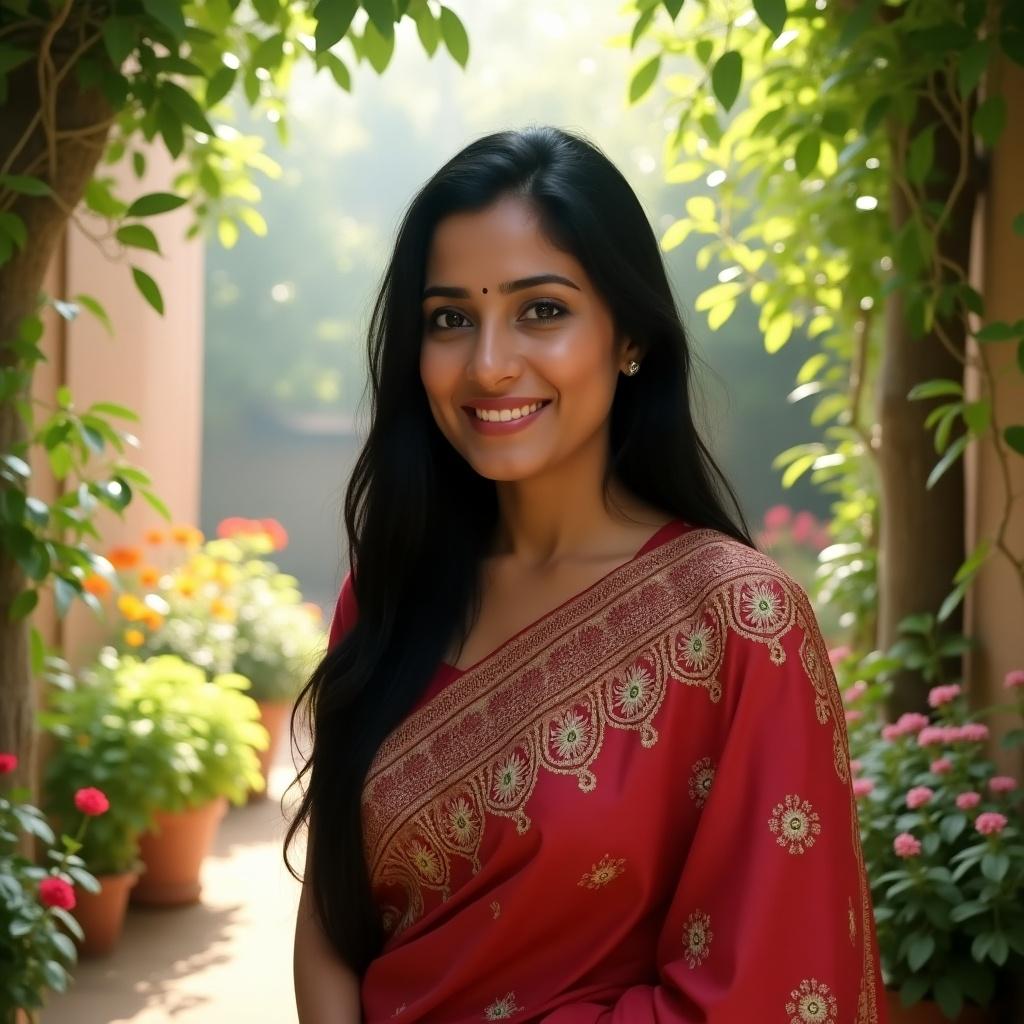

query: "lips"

left=463, top=399, right=552, bottom=435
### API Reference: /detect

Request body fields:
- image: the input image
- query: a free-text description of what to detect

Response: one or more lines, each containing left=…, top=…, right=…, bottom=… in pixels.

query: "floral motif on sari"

left=769, top=793, right=823, bottom=854
left=361, top=530, right=852, bottom=945
left=687, top=756, right=716, bottom=808
left=786, top=978, right=838, bottom=1022
left=483, top=992, right=523, bottom=1019
left=681, top=909, right=713, bottom=968
left=577, top=854, right=626, bottom=889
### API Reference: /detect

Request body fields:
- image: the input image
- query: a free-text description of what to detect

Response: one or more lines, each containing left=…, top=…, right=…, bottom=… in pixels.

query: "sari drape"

left=326, top=521, right=886, bottom=1023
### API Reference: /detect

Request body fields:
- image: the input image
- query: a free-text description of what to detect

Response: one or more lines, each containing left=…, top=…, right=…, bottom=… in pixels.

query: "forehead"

left=425, top=195, right=584, bottom=284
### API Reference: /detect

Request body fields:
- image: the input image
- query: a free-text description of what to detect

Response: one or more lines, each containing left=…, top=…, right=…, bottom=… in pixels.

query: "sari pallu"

left=327, top=523, right=887, bottom=1023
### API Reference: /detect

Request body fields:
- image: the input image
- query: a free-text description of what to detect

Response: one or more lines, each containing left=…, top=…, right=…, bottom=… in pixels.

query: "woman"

left=286, top=125, right=885, bottom=1023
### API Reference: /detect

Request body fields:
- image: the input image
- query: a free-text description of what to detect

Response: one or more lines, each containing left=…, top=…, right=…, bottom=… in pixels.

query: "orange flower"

left=124, top=628, right=145, bottom=647
left=215, top=564, right=240, bottom=588
left=210, top=597, right=236, bottom=622
left=216, top=516, right=249, bottom=540
left=83, top=574, right=112, bottom=597
left=259, top=518, right=289, bottom=551
left=116, top=594, right=147, bottom=621
left=139, top=565, right=161, bottom=587
left=143, top=608, right=164, bottom=631
left=171, top=523, right=204, bottom=547
left=144, top=528, right=166, bottom=545
left=107, top=546, right=142, bottom=570
left=175, top=576, right=198, bottom=598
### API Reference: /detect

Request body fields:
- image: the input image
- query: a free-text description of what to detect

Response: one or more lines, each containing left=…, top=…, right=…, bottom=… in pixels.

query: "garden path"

left=43, top=734, right=305, bottom=1024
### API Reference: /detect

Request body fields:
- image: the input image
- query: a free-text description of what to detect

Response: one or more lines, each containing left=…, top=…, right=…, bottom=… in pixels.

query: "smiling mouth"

left=465, top=400, right=552, bottom=423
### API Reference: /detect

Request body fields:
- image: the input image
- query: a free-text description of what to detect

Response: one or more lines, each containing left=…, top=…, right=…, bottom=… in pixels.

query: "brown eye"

left=428, top=308, right=470, bottom=331
left=521, top=300, right=567, bottom=322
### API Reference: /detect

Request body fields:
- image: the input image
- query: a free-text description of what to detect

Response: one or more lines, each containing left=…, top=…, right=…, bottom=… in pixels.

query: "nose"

left=466, top=315, right=520, bottom=389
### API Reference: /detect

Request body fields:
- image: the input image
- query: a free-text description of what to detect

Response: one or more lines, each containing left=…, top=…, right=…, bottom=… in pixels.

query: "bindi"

left=482, top=287, right=488, bottom=293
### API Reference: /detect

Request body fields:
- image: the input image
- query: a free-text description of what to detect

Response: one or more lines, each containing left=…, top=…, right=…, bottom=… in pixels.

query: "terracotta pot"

left=885, top=988, right=994, bottom=1024
left=131, top=797, right=227, bottom=906
left=72, top=870, right=139, bottom=956
left=247, top=698, right=292, bottom=801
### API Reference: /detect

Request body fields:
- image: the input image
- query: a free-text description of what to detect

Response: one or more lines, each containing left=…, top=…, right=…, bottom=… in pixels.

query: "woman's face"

left=419, top=195, right=637, bottom=482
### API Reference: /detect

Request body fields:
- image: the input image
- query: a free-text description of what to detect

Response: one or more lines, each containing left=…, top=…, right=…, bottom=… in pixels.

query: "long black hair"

left=283, top=124, right=755, bottom=974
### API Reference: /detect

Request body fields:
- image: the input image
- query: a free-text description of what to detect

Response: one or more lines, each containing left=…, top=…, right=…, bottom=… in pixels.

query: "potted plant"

left=0, top=753, right=102, bottom=1023
left=77, top=650, right=268, bottom=906
left=847, top=632, right=1024, bottom=1022
left=86, top=517, right=324, bottom=798
left=37, top=657, right=155, bottom=955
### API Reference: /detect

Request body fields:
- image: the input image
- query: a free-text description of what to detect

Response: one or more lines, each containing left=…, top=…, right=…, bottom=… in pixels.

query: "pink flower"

left=853, top=779, right=875, bottom=798
left=988, top=776, right=1019, bottom=795
left=791, top=510, right=817, bottom=545
left=929, top=758, right=953, bottom=775
left=975, top=812, right=1008, bottom=836
left=886, top=713, right=932, bottom=742
left=916, top=725, right=949, bottom=747
left=828, top=645, right=851, bottom=666
left=906, top=786, right=935, bottom=810
left=844, top=681, right=869, bottom=704
left=0, top=752, right=17, bottom=774
left=763, top=505, right=792, bottom=530
left=928, top=684, right=962, bottom=708
left=956, top=791, right=982, bottom=810
left=1004, top=669, right=1024, bottom=690
left=955, top=723, right=990, bottom=743
left=39, top=876, right=76, bottom=910
left=845, top=709, right=864, bottom=724
left=74, top=787, right=110, bottom=816
left=849, top=759, right=863, bottom=776
left=893, top=833, right=922, bottom=858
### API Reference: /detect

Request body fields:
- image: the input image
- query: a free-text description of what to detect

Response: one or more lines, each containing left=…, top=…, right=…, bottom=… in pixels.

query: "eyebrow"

left=421, top=273, right=582, bottom=301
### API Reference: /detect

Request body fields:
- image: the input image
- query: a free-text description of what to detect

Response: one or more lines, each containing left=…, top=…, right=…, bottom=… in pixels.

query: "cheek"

left=419, top=342, right=460, bottom=402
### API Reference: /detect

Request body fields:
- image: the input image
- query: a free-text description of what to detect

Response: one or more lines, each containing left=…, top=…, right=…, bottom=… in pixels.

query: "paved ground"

left=44, top=735, right=305, bottom=1024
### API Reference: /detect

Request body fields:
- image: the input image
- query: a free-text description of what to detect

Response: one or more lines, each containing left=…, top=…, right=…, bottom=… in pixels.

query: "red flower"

left=39, top=876, right=76, bottom=910
left=0, top=752, right=17, bottom=774
left=74, top=786, right=110, bottom=816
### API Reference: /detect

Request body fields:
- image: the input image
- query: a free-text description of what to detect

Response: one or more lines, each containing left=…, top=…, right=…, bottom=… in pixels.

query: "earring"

left=625, top=360, right=640, bottom=376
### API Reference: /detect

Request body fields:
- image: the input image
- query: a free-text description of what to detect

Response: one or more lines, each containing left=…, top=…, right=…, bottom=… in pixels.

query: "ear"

left=616, top=333, right=644, bottom=364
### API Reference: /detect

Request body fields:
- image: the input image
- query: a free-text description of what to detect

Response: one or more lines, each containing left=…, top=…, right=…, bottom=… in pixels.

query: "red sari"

left=327, top=520, right=886, bottom=1023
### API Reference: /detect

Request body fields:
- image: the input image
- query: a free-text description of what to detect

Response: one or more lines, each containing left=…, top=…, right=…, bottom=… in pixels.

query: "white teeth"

left=473, top=402, right=544, bottom=422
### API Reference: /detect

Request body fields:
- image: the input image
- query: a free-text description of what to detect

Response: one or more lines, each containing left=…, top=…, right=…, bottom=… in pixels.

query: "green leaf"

left=206, top=66, right=236, bottom=106
left=962, top=399, right=990, bottom=435
left=131, top=267, right=164, bottom=315
left=160, top=81, right=215, bottom=135
left=782, top=453, right=817, bottom=488
left=973, top=96, right=1006, bottom=146
left=949, top=898, right=985, bottom=922
left=764, top=311, right=794, bottom=353
left=937, top=578, right=968, bottom=623
left=629, top=54, right=661, bottom=103
left=140, top=488, right=172, bottom=520
left=907, top=125, right=935, bottom=185
left=141, top=0, right=187, bottom=40
left=9, top=588, right=38, bottom=622
left=73, top=295, right=113, bottom=335
left=1019, top=338, right=1024, bottom=372
left=908, top=378, right=963, bottom=400
left=907, top=932, right=935, bottom=972
left=116, top=224, right=161, bottom=254
left=314, top=0, right=359, bottom=52
left=711, top=50, right=742, bottom=111
left=0, top=173, right=52, bottom=197
left=753, top=0, right=787, bottom=37
left=364, top=0, right=396, bottom=35
left=958, top=38, right=991, bottom=96
left=975, top=320, right=1021, bottom=341
left=319, top=51, right=351, bottom=90
left=1014, top=211, right=1024, bottom=237
left=631, top=6, right=657, bottom=50
left=157, top=102, right=184, bottom=159
left=663, top=0, right=684, bottom=19
left=795, top=133, right=820, bottom=177
left=661, top=218, right=692, bottom=251
left=0, top=211, right=27, bottom=249
left=101, top=17, right=138, bottom=65
left=126, top=192, right=187, bottom=217
left=412, top=5, right=441, bottom=56
left=1004, top=425, right=1024, bottom=455
left=927, top=434, right=968, bottom=489
left=981, top=851, right=1009, bottom=883
left=933, top=975, right=963, bottom=1019
left=361, top=18, right=395, bottom=73
left=439, top=6, right=469, bottom=67
left=89, top=402, right=140, bottom=422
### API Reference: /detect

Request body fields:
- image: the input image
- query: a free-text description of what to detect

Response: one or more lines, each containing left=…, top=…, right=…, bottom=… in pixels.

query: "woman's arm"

left=294, top=832, right=362, bottom=1023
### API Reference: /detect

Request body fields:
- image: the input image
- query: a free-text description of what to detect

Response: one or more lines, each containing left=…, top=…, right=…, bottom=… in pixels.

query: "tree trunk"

left=0, top=52, right=113, bottom=788
left=878, top=98, right=979, bottom=718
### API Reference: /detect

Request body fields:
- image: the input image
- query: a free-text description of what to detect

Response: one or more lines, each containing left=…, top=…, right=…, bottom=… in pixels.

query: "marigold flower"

left=1004, top=669, right=1024, bottom=690
left=39, top=876, right=75, bottom=910
left=988, top=775, right=1019, bottom=795
left=210, top=597, right=236, bottom=622
left=139, top=565, right=161, bottom=588
left=74, top=787, right=110, bottom=816
left=956, top=791, right=981, bottom=810
left=144, top=528, right=166, bottom=545
left=83, top=574, right=112, bottom=598
left=171, top=523, right=204, bottom=547
left=893, top=833, right=922, bottom=858
left=853, top=779, right=874, bottom=798
left=928, top=684, right=962, bottom=708
left=107, top=546, right=142, bottom=570
left=175, top=576, right=198, bottom=598
left=930, top=758, right=953, bottom=775
left=0, top=752, right=17, bottom=774
left=116, top=593, right=147, bottom=621
left=975, top=812, right=1008, bottom=836
left=906, top=786, right=934, bottom=809
left=124, top=629, right=145, bottom=648
left=142, top=609, right=164, bottom=631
